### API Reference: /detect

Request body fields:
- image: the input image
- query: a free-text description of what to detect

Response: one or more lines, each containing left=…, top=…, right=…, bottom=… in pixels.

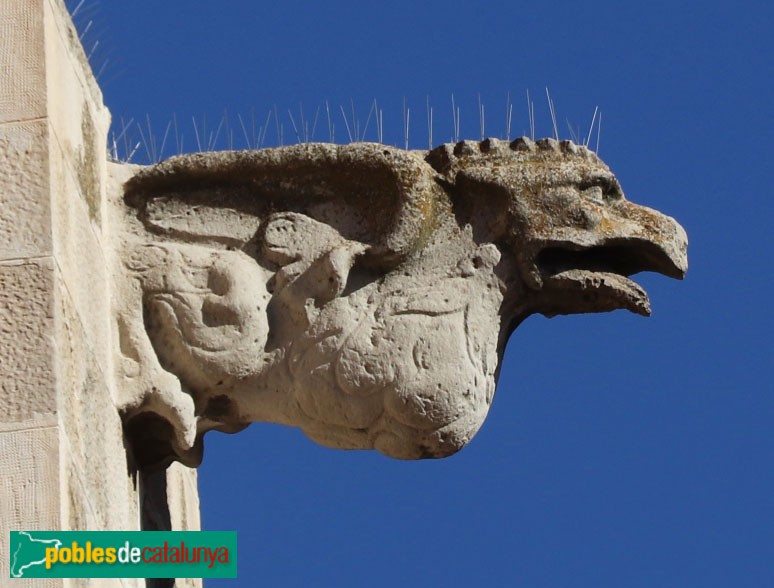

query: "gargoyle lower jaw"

left=533, top=237, right=688, bottom=317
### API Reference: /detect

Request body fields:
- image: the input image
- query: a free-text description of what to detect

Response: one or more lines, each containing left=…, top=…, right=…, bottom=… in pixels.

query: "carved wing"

left=123, top=142, right=443, bottom=267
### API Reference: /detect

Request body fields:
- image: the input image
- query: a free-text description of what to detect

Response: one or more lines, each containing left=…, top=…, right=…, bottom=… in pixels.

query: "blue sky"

left=72, top=0, right=772, bottom=585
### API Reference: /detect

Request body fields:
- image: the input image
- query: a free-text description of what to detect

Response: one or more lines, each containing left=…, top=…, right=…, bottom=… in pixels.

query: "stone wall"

left=0, top=1, right=200, bottom=586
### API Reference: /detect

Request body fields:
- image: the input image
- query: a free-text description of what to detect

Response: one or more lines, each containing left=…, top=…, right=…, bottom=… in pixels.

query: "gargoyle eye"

left=581, top=176, right=623, bottom=201
left=597, top=176, right=623, bottom=200
left=581, top=185, right=605, bottom=203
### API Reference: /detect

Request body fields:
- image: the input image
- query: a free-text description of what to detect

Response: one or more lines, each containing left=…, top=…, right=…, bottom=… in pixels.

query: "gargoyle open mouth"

left=534, top=239, right=687, bottom=317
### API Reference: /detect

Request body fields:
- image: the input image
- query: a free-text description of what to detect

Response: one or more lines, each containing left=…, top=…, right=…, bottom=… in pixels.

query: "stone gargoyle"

left=112, top=138, right=687, bottom=469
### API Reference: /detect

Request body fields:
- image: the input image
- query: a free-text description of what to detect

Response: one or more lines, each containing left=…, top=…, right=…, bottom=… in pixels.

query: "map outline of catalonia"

left=10, top=532, right=62, bottom=578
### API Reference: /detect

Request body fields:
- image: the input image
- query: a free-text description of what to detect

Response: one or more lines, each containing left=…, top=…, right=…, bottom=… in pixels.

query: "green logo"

left=9, top=531, right=237, bottom=578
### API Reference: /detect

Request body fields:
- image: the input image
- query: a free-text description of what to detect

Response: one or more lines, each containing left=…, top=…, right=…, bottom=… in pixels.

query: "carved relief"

left=112, top=139, right=687, bottom=469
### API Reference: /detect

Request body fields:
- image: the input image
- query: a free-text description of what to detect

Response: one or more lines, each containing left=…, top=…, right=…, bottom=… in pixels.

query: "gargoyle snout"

left=528, top=199, right=688, bottom=318
left=614, top=201, right=688, bottom=279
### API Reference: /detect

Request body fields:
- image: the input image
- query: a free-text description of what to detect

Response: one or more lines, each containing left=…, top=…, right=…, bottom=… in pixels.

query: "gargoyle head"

left=427, top=137, right=687, bottom=322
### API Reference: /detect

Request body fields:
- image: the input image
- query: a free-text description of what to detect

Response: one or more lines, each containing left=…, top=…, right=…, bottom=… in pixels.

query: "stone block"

left=0, top=120, right=52, bottom=260
left=50, top=133, right=111, bottom=371
left=166, top=463, right=201, bottom=532
left=56, top=277, right=140, bottom=532
left=0, top=258, right=56, bottom=421
left=43, top=0, right=106, bottom=117
left=44, top=0, right=109, bottom=229
left=0, top=0, right=47, bottom=124
left=0, top=422, right=62, bottom=588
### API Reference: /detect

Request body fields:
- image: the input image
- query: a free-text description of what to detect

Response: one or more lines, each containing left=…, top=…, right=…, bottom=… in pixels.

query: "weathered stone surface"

left=114, top=138, right=688, bottom=468
left=0, top=422, right=61, bottom=588
left=166, top=463, right=201, bottom=533
left=50, top=132, right=112, bottom=371
left=0, top=0, right=46, bottom=124
left=44, top=0, right=110, bottom=229
left=0, top=258, right=56, bottom=421
left=0, top=120, right=52, bottom=260
left=56, top=276, right=139, bottom=533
